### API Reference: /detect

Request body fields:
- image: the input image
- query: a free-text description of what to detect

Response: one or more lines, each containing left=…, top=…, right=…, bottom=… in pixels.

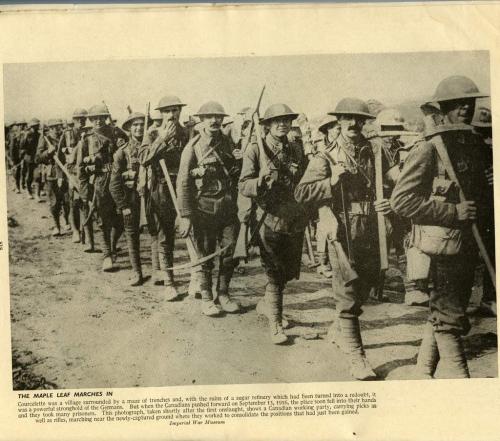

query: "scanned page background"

left=0, top=3, right=499, bottom=440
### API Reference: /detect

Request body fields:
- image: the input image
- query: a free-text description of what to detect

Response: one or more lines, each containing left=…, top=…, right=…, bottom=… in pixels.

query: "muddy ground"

left=6, top=188, right=498, bottom=390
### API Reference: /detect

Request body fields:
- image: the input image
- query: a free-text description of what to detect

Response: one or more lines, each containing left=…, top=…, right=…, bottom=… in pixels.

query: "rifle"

left=233, top=85, right=266, bottom=262
left=319, top=206, right=358, bottom=286
left=370, top=136, right=389, bottom=301
left=139, top=103, right=150, bottom=229
left=43, top=135, right=81, bottom=193
left=421, top=107, right=496, bottom=288
left=159, top=159, right=230, bottom=271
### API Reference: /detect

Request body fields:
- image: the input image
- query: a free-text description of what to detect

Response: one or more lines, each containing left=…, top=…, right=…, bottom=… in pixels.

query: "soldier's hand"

left=456, top=201, right=477, bottom=221
left=374, top=198, right=392, bottom=215
left=232, top=148, right=243, bottom=160
left=47, top=144, right=56, bottom=154
left=159, top=121, right=176, bottom=143
left=485, top=166, right=493, bottom=186
left=330, top=163, right=347, bottom=186
left=57, top=178, right=64, bottom=188
left=179, top=217, right=192, bottom=238
left=122, top=207, right=132, bottom=223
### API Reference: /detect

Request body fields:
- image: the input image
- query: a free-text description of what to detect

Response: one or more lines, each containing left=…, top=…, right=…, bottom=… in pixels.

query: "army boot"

left=102, top=256, right=114, bottom=272
left=434, top=331, right=470, bottom=379
left=414, top=322, right=440, bottom=379
left=261, top=283, right=287, bottom=344
left=163, top=252, right=179, bottom=301
left=188, top=271, right=202, bottom=299
left=215, top=269, right=240, bottom=313
left=150, top=237, right=163, bottom=285
left=338, top=317, right=377, bottom=380
left=83, top=224, right=95, bottom=252
left=256, top=283, right=290, bottom=329
left=317, top=252, right=333, bottom=279
left=200, top=272, right=221, bottom=316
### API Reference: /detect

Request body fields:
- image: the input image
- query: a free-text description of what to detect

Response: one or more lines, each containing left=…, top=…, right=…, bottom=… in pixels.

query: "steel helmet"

left=238, top=106, right=251, bottom=115
left=122, top=112, right=146, bottom=131
left=47, top=118, right=63, bottom=127
left=28, top=118, right=41, bottom=128
left=375, top=108, right=407, bottom=136
left=366, top=99, right=385, bottom=116
left=328, top=98, right=374, bottom=119
left=155, top=95, right=186, bottom=111
left=318, top=115, right=338, bottom=134
left=194, top=101, right=228, bottom=117
left=432, top=76, right=488, bottom=103
left=471, top=106, right=491, bottom=128
left=260, top=104, right=298, bottom=124
left=72, top=108, right=88, bottom=118
left=151, top=110, right=163, bottom=121
left=17, top=119, right=27, bottom=126
left=87, top=104, right=110, bottom=118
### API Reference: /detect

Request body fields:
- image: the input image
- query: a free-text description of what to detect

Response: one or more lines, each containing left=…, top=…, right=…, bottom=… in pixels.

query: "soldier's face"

left=130, top=120, right=144, bottom=139
left=327, top=124, right=340, bottom=141
left=339, top=114, right=365, bottom=139
left=90, top=116, right=106, bottom=129
left=441, top=98, right=475, bottom=125
left=201, top=115, right=224, bottom=134
left=268, top=117, right=293, bottom=138
left=73, top=117, right=86, bottom=129
left=161, top=107, right=181, bottom=123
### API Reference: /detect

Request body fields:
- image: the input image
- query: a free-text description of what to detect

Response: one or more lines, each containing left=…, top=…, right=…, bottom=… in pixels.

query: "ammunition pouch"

left=411, top=224, right=462, bottom=256
left=198, top=193, right=233, bottom=216
left=122, top=169, right=137, bottom=190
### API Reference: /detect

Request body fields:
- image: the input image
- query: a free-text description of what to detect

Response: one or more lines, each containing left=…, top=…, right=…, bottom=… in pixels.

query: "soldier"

left=295, top=98, right=392, bottom=380
left=177, top=101, right=241, bottom=316
left=139, top=95, right=188, bottom=300
left=19, top=118, right=41, bottom=200
left=374, top=108, right=430, bottom=306
left=7, top=121, right=23, bottom=194
left=391, top=75, right=492, bottom=378
left=60, top=108, right=88, bottom=243
left=35, top=118, right=70, bottom=236
left=110, top=112, right=146, bottom=286
left=77, top=104, right=125, bottom=271
left=468, top=106, right=496, bottom=317
left=239, top=103, right=307, bottom=343
left=314, top=115, right=341, bottom=279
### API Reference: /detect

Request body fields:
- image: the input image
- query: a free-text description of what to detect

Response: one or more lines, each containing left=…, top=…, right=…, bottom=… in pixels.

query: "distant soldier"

left=139, top=95, right=189, bottom=300
left=391, top=76, right=492, bottom=378
left=7, top=121, right=23, bottom=193
left=77, top=104, right=126, bottom=271
left=240, top=103, right=307, bottom=343
left=19, top=119, right=41, bottom=199
left=468, top=105, right=496, bottom=317
left=60, top=108, right=88, bottom=243
left=35, top=118, right=70, bottom=236
left=178, top=101, right=241, bottom=316
left=150, top=111, right=163, bottom=130
left=374, top=108, right=430, bottom=306
left=295, top=98, right=392, bottom=380
left=314, top=115, right=341, bottom=279
left=110, top=112, right=146, bottom=286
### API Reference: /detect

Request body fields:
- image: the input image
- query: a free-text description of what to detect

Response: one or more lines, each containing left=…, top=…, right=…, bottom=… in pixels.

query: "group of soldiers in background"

left=4, top=74, right=496, bottom=381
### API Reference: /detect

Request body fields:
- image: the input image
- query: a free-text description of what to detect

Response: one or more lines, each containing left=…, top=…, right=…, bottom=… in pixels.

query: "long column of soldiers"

left=4, top=75, right=496, bottom=381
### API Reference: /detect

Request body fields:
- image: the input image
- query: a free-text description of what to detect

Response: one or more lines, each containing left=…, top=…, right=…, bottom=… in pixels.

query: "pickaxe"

left=158, top=158, right=230, bottom=271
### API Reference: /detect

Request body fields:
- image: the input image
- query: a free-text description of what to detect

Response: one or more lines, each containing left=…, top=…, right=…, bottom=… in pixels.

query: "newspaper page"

left=0, top=2, right=499, bottom=440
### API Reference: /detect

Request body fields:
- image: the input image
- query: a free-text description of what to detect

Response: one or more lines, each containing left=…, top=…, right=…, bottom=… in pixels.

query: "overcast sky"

left=3, top=50, right=490, bottom=125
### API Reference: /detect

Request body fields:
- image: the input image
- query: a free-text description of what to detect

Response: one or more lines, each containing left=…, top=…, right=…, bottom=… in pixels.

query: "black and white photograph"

left=4, top=50, right=497, bottom=390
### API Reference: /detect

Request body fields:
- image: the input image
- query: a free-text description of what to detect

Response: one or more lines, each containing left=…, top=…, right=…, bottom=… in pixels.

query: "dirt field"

left=7, top=188, right=498, bottom=390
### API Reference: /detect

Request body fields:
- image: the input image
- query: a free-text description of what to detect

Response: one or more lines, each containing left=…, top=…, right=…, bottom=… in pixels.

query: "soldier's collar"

left=266, top=133, right=288, bottom=151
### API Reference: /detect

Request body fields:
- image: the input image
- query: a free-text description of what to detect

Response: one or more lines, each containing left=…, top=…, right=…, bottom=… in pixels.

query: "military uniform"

left=77, top=120, right=125, bottom=268
left=178, top=106, right=240, bottom=315
left=35, top=121, right=70, bottom=234
left=8, top=124, right=23, bottom=193
left=110, top=113, right=145, bottom=285
left=139, top=117, right=188, bottom=295
left=240, top=103, right=307, bottom=341
left=295, top=98, right=381, bottom=380
left=391, top=75, right=491, bottom=379
left=19, top=120, right=41, bottom=199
